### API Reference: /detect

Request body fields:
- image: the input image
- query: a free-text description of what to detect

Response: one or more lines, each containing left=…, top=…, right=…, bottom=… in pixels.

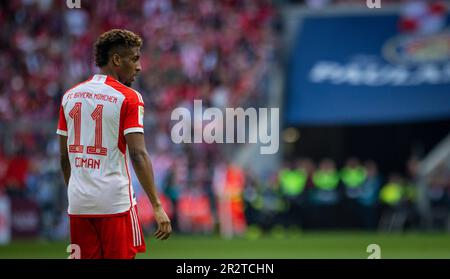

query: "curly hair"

left=94, top=29, right=142, bottom=67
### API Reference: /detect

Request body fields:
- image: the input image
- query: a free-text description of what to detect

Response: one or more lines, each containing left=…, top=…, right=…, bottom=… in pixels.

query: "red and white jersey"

left=57, top=74, right=145, bottom=216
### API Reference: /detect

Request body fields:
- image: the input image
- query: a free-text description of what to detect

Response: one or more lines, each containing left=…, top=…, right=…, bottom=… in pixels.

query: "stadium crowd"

left=0, top=0, right=278, bottom=240
left=244, top=157, right=423, bottom=233
left=138, top=155, right=450, bottom=236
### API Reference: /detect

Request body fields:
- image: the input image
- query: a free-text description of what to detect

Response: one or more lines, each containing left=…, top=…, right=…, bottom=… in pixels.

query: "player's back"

left=57, top=74, right=145, bottom=216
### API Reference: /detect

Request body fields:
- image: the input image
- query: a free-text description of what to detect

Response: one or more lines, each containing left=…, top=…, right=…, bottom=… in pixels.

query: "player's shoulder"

left=104, top=77, right=144, bottom=104
left=60, top=77, right=93, bottom=105
left=63, top=77, right=93, bottom=96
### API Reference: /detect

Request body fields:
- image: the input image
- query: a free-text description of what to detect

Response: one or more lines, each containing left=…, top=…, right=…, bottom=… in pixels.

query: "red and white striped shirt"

left=57, top=74, right=145, bottom=216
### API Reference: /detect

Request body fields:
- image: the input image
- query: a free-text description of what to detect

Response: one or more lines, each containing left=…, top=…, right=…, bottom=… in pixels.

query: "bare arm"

left=59, top=135, right=70, bottom=186
left=125, top=132, right=172, bottom=240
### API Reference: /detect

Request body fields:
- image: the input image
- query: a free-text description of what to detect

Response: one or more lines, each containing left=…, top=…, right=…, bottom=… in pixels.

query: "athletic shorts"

left=69, top=206, right=146, bottom=259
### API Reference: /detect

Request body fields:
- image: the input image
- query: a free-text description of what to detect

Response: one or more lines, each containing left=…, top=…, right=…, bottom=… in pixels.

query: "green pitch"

left=0, top=231, right=449, bottom=259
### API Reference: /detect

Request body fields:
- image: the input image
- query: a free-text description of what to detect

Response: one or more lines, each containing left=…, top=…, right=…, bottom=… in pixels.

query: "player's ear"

left=112, top=53, right=121, bottom=67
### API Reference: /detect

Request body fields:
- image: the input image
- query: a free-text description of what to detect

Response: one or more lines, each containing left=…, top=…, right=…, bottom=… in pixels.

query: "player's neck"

left=99, top=68, right=119, bottom=81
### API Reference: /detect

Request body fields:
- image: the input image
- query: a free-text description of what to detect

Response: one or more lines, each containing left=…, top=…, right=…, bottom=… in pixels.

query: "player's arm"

left=125, top=132, right=172, bottom=240
left=59, top=135, right=71, bottom=186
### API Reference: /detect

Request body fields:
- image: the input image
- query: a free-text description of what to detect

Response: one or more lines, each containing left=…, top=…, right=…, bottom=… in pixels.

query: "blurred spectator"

left=0, top=149, right=8, bottom=193
left=341, top=158, right=367, bottom=196
left=177, top=183, right=214, bottom=234
left=403, top=157, right=420, bottom=229
left=306, top=0, right=332, bottom=9
left=356, top=160, right=382, bottom=230
left=278, top=159, right=308, bottom=229
left=399, top=0, right=447, bottom=34
left=4, top=149, right=29, bottom=197
left=299, top=0, right=404, bottom=8
left=340, top=157, right=367, bottom=228
left=243, top=171, right=260, bottom=227
left=309, top=158, right=341, bottom=229
left=245, top=172, right=285, bottom=233
left=426, top=164, right=450, bottom=230
left=378, top=173, right=408, bottom=231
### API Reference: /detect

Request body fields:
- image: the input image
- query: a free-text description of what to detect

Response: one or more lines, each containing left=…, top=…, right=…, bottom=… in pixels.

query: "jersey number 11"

left=68, top=102, right=108, bottom=156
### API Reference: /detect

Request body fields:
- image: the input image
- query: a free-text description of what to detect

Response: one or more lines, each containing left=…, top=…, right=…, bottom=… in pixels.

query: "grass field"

left=1, top=231, right=450, bottom=259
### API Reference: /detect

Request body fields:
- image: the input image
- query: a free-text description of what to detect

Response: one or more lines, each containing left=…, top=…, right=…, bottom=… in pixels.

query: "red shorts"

left=69, top=206, right=146, bottom=259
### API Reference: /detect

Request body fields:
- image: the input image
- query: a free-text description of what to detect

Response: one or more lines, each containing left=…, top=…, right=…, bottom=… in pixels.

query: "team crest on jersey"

left=139, top=106, right=144, bottom=126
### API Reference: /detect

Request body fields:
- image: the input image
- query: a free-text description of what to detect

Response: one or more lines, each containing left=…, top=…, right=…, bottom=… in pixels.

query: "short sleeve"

left=123, top=95, right=144, bottom=135
left=56, top=105, right=68, bottom=136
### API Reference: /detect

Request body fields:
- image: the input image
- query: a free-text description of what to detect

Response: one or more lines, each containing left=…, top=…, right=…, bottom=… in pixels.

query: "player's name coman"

left=75, top=157, right=100, bottom=170
left=67, top=92, right=118, bottom=104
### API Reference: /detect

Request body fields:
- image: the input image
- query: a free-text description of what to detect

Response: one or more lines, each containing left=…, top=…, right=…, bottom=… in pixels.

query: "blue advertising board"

left=285, top=14, right=450, bottom=125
